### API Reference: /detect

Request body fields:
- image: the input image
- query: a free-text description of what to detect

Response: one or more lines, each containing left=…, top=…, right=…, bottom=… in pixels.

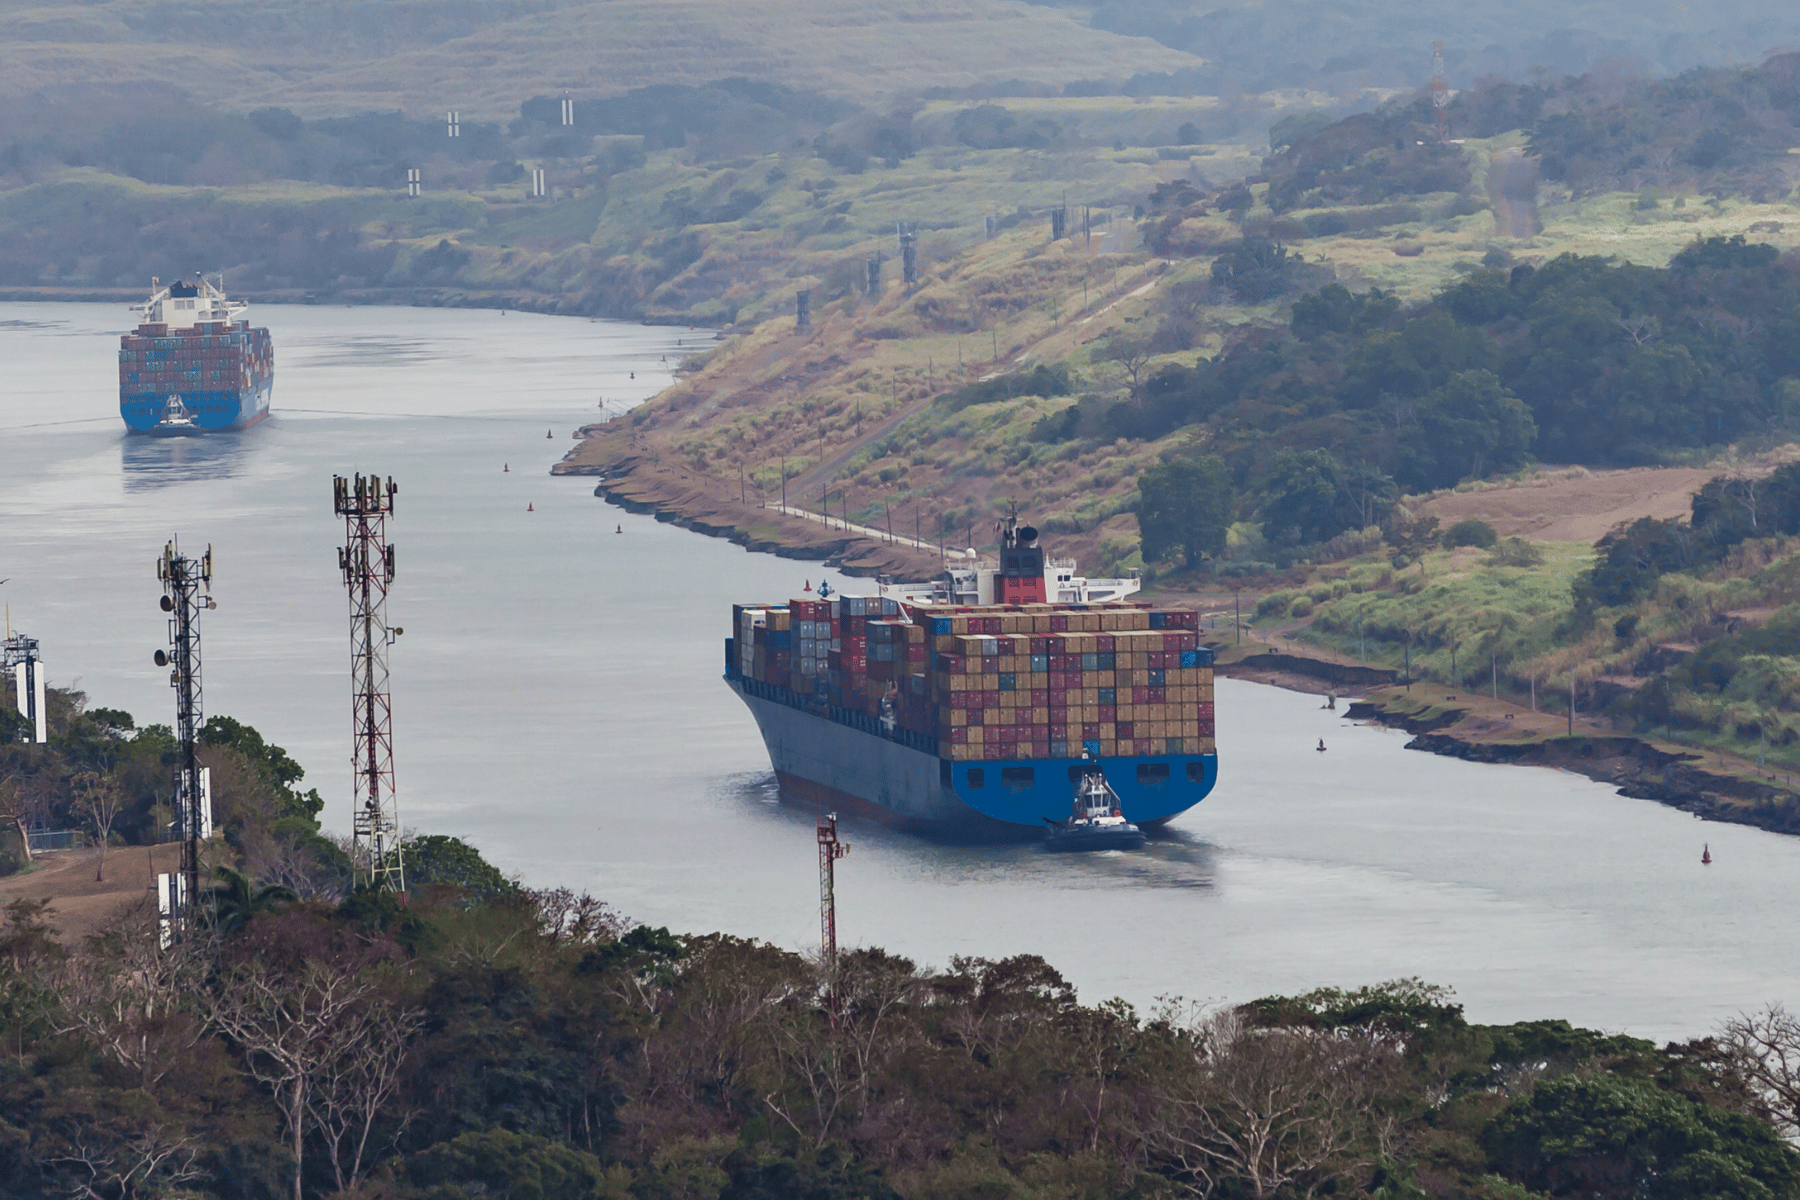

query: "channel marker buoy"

left=527, top=502, right=534, bottom=512
left=1702, top=844, right=1712, bottom=865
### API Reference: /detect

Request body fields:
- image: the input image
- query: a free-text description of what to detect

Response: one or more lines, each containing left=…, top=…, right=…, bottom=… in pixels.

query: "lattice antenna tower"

left=154, top=540, right=213, bottom=933
left=334, top=474, right=405, bottom=893
left=817, top=812, right=850, bottom=971
left=1432, top=40, right=1449, bottom=140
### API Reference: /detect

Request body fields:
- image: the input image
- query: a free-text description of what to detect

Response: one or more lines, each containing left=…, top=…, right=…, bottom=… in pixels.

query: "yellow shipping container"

left=951, top=710, right=969, bottom=727
left=968, top=726, right=985, bottom=744
left=769, top=611, right=791, bottom=631
left=1100, top=739, right=1117, bottom=755
left=1030, top=671, right=1048, bottom=689
left=982, top=675, right=999, bottom=691
left=1032, top=706, right=1049, bottom=724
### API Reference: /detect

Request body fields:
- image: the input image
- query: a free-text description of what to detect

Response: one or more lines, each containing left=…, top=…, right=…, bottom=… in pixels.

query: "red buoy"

left=527, top=502, right=534, bottom=512
left=804, top=579, right=813, bottom=591
left=1702, top=844, right=1712, bottom=865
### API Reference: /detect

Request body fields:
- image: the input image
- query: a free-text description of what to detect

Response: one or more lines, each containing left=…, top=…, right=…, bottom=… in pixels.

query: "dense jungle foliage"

left=8, top=693, right=1800, bottom=1198
left=9, top=841, right=1800, bottom=1200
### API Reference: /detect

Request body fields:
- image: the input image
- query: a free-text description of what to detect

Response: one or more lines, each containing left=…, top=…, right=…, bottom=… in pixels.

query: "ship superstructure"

left=726, top=532, right=1215, bottom=835
left=119, top=275, right=273, bottom=434
left=892, top=515, right=1142, bottom=607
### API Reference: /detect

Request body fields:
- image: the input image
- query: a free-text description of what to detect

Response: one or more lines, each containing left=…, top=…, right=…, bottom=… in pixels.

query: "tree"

left=404, top=834, right=518, bottom=902
left=1260, top=449, right=1354, bottom=546
left=202, top=866, right=298, bottom=934
left=1144, top=1008, right=1396, bottom=1198
left=71, top=772, right=124, bottom=882
left=1103, top=335, right=1155, bottom=402
left=1138, top=456, right=1233, bottom=568
left=1210, top=236, right=1302, bottom=303
left=1720, top=1004, right=1800, bottom=1140
left=205, top=957, right=383, bottom=1200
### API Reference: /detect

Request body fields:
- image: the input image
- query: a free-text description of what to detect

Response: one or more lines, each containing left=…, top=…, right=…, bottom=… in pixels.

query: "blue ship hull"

left=730, top=675, right=1217, bottom=837
left=120, top=376, right=272, bottom=434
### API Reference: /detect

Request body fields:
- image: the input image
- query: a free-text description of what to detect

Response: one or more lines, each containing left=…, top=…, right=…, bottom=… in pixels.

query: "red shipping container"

left=1197, top=719, right=1215, bottom=737
left=1082, top=723, right=1100, bottom=739
left=1030, top=637, right=1048, bottom=654
left=1096, top=635, right=1114, bottom=652
left=1117, top=722, right=1135, bottom=740
left=1099, top=705, right=1115, bottom=722
left=1149, top=687, right=1166, bottom=704
left=1199, top=701, right=1214, bottom=719
left=1031, top=689, right=1047, bottom=707
left=1051, top=615, right=1068, bottom=632
left=1133, top=686, right=1149, bottom=704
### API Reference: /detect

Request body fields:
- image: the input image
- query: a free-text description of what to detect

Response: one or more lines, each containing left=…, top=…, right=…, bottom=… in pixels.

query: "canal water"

left=3, top=302, right=1795, bottom=1041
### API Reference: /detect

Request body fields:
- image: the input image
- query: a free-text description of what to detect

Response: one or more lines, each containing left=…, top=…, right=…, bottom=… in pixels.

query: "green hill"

left=0, top=0, right=1201, bottom=117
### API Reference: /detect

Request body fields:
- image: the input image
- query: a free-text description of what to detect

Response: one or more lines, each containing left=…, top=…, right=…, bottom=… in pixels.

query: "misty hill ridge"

left=0, top=0, right=1201, bottom=116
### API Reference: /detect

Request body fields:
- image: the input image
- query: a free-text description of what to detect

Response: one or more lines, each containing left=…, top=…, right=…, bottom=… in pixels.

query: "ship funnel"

left=1019, top=525, right=1039, bottom=546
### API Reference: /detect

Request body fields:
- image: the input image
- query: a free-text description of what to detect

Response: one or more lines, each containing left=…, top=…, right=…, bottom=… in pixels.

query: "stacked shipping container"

left=730, top=598, right=1215, bottom=764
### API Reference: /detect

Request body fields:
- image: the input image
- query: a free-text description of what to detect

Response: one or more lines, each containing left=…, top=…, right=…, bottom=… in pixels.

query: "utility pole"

left=154, top=540, right=213, bottom=942
left=334, top=474, right=404, bottom=894
left=1568, top=674, right=1575, bottom=737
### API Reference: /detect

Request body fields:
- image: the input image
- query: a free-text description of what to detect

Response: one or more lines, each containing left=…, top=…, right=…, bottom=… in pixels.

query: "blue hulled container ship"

left=119, top=275, right=273, bottom=434
left=727, top=518, right=1218, bottom=837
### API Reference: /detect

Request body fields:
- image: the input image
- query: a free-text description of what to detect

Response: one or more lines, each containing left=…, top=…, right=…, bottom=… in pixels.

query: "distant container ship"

left=119, top=275, right=273, bottom=434
left=727, top=517, right=1217, bottom=835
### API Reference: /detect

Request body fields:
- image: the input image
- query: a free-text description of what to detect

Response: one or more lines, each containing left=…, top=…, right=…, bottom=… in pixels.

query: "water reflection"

left=120, top=426, right=264, bottom=490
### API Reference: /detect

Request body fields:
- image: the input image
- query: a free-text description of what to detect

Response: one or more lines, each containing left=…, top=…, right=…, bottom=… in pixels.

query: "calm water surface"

left=3, top=302, right=1795, bottom=1041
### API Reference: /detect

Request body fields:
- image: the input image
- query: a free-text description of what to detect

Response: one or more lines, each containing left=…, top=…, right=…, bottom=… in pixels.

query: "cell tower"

left=865, top=251, right=883, bottom=297
left=1432, top=40, right=1449, bottom=140
left=795, top=288, right=811, bottom=330
left=153, top=540, right=213, bottom=937
left=446, top=110, right=460, bottom=138
left=407, top=168, right=421, bottom=198
left=334, top=474, right=405, bottom=894
left=817, top=811, right=850, bottom=970
left=897, top=222, right=918, bottom=288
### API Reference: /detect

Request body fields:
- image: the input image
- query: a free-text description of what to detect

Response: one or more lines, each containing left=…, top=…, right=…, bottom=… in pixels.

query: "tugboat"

left=1044, top=765, right=1145, bottom=852
left=148, top=393, right=201, bottom=436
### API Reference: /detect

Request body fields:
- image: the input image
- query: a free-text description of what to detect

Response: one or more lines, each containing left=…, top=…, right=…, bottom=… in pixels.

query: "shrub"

left=1445, top=519, right=1499, bottom=549
left=1289, top=597, right=1315, bottom=618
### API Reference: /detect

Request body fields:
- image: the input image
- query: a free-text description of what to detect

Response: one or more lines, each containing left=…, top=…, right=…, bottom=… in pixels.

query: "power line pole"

left=334, top=475, right=404, bottom=894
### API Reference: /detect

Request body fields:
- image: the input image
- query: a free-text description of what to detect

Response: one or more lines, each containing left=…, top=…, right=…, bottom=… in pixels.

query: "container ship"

left=726, top=519, right=1217, bottom=835
left=119, top=275, right=273, bottom=434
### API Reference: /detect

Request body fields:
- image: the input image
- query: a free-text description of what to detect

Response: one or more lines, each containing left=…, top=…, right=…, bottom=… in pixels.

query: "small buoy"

left=503, top=463, right=509, bottom=472
left=547, top=429, right=554, bottom=438
left=527, top=502, right=534, bottom=512
left=1316, top=739, right=1327, bottom=752
left=630, top=371, right=635, bottom=379
left=1702, top=844, right=1712, bottom=865
left=804, top=579, right=812, bottom=591
left=615, top=524, right=622, bottom=534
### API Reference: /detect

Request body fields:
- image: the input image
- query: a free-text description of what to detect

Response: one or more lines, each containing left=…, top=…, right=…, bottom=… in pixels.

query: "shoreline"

left=1215, top=642, right=1800, bottom=838
left=572, top=456, right=943, bottom=581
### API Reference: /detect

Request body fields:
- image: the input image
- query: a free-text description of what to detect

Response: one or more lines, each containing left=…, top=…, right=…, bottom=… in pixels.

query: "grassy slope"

left=0, top=0, right=1202, bottom=116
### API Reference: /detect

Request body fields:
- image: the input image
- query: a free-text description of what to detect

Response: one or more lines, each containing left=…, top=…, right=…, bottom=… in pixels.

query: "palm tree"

left=203, top=866, right=298, bottom=934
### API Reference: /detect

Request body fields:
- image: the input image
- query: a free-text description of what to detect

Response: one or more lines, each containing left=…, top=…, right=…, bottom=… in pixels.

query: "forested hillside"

left=6, top=687, right=1800, bottom=1200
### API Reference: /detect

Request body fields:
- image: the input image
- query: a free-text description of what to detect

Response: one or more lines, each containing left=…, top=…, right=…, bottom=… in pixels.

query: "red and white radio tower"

left=1432, top=40, right=1449, bottom=140
left=818, top=812, right=850, bottom=967
left=334, top=474, right=405, bottom=893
